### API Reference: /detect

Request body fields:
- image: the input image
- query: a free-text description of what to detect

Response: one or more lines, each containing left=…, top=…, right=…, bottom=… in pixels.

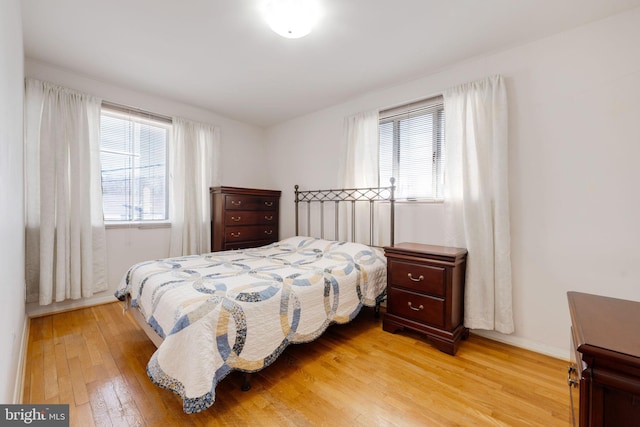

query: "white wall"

left=25, top=60, right=270, bottom=316
left=266, top=7, right=640, bottom=358
left=0, top=0, right=26, bottom=403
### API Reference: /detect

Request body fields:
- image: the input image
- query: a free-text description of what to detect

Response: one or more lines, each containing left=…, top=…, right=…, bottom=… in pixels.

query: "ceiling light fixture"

left=265, top=0, right=319, bottom=39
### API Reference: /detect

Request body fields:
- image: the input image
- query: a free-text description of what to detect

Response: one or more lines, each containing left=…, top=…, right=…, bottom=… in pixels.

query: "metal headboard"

left=294, top=178, right=395, bottom=247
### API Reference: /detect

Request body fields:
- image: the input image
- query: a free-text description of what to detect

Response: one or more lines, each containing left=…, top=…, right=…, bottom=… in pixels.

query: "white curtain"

left=169, top=117, right=220, bottom=256
left=24, top=78, right=107, bottom=305
left=339, top=110, right=387, bottom=244
left=443, top=75, right=514, bottom=333
left=341, top=110, right=380, bottom=188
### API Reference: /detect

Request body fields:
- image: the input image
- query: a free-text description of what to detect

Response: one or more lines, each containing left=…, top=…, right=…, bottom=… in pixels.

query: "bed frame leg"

left=241, top=372, right=252, bottom=392
left=374, top=293, right=386, bottom=318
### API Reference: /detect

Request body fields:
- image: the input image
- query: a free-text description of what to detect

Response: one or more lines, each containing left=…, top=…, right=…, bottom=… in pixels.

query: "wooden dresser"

left=567, top=291, right=640, bottom=427
left=383, top=243, right=468, bottom=355
left=210, top=187, right=281, bottom=251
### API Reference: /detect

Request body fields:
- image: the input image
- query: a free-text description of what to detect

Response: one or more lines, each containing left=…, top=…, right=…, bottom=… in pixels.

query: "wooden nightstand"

left=383, top=242, right=468, bottom=355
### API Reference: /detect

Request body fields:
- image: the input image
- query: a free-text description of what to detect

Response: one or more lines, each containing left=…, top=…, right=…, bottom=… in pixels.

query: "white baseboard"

left=13, top=316, right=29, bottom=404
left=26, top=294, right=118, bottom=318
left=472, top=329, right=569, bottom=361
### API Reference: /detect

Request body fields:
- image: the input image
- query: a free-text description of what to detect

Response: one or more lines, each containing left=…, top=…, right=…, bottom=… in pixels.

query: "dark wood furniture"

left=383, top=243, right=468, bottom=355
left=567, top=292, right=640, bottom=427
left=210, top=187, right=281, bottom=251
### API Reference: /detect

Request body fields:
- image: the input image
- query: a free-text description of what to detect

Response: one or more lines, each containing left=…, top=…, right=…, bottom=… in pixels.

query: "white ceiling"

left=21, top=0, right=640, bottom=127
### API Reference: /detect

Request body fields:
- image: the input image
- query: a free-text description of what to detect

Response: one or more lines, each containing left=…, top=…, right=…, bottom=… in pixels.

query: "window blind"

left=379, top=96, right=445, bottom=200
left=100, top=103, right=171, bottom=222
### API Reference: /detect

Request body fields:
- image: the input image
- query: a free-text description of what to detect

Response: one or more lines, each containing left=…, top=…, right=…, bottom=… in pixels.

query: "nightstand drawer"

left=387, top=287, right=444, bottom=328
left=389, top=260, right=445, bottom=297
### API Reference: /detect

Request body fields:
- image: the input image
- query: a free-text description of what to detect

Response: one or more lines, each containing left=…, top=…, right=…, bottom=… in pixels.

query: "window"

left=100, top=103, right=171, bottom=222
left=379, top=97, right=445, bottom=201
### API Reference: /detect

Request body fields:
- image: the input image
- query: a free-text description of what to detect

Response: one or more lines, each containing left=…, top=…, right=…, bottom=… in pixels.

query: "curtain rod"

left=101, top=100, right=172, bottom=124
left=379, top=95, right=444, bottom=120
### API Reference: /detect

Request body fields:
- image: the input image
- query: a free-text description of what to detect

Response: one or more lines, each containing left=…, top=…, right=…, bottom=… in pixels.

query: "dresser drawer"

left=224, top=239, right=276, bottom=250
left=387, top=287, right=445, bottom=328
left=389, top=259, right=445, bottom=297
left=225, top=225, right=277, bottom=243
left=225, top=211, right=278, bottom=226
left=225, top=195, right=278, bottom=211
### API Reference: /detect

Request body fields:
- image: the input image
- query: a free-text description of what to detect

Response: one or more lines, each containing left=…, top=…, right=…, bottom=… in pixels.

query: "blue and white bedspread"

left=115, top=236, right=387, bottom=414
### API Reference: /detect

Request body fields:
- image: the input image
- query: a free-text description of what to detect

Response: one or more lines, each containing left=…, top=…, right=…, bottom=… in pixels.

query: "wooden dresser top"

left=568, top=291, right=640, bottom=362
left=210, top=186, right=281, bottom=197
left=384, top=242, right=467, bottom=260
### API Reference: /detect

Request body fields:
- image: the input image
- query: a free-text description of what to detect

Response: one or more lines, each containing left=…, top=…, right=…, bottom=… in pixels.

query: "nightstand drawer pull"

left=231, top=232, right=241, bottom=238
left=231, top=200, right=242, bottom=206
left=264, top=230, right=273, bottom=235
left=408, top=302, right=424, bottom=311
left=264, top=201, right=274, bottom=207
left=408, top=273, right=424, bottom=282
left=567, top=365, right=579, bottom=388
left=264, top=215, right=273, bottom=221
left=231, top=216, right=242, bottom=222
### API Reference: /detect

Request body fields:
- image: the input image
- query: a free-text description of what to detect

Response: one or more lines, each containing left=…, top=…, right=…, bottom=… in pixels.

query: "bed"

left=115, top=181, right=395, bottom=414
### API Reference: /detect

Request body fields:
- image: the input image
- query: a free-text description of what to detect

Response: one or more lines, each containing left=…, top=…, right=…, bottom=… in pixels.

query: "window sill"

left=395, top=198, right=444, bottom=204
left=105, top=221, right=171, bottom=230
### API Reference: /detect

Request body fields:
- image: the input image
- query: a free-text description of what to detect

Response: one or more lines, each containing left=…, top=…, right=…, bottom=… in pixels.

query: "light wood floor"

left=23, top=302, right=572, bottom=426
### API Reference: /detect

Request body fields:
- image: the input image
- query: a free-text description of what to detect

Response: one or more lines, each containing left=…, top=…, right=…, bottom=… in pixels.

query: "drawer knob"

left=231, top=232, right=241, bottom=238
left=408, top=302, right=424, bottom=311
left=264, top=230, right=273, bottom=235
left=231, top=200, right=242, bottom=206
left=408, top=273, right=424, bottom=282
left=264, top=215, right=273, bottom=221
left=264, top=201, right=274, bottom=207
left=231, top=216, right=242, bottom=222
